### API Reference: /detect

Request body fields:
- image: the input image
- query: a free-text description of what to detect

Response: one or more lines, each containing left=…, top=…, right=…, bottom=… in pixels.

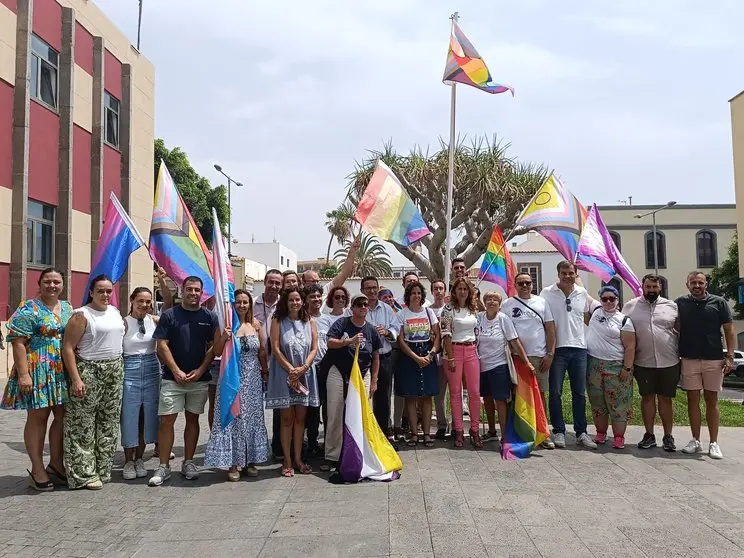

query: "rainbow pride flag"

left=84, top=193, right=145, bottom=306
left=442, top=21, right=513, bottom=95
left=479, top=225, right=517, bottom=297
left=502, top=354, right=549, bottom=460
left=339, top=346, right=403, bottom=482
left=149, top=161, right=214, bottom=300
left=355, top=161, right=430, bottom=247
left=515, top=174, right=588, bottom=261
left=211, top=208, right=241, bottom=429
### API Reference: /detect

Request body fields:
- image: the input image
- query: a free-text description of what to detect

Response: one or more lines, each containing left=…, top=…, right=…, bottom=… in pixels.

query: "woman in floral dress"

left=205, top=289, right=270, bottom=481
left=2, top=268, right=72, bottom=491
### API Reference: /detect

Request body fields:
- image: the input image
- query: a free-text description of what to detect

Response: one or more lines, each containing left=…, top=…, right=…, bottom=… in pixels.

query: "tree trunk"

left=325, top=235, right=334, bottom=265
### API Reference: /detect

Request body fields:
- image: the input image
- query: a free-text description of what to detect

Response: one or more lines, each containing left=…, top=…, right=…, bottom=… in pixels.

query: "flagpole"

left=443, top=12, right=459, bottom=290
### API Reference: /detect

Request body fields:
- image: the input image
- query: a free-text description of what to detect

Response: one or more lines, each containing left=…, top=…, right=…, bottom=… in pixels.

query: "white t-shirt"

left=395, top=295, right=431, bottom=308
left=314, top=312, right=345, bottom=363
left=397, top=307, right=438, bottom=343
left=441, top=307, right=478, bottom=343
left=500, top=296, right=554, bottom=357
left=476, top=312, right=518, bottom=371
left=429, top=305, right=446, bottom=319
left=540, top=283, right=590, bottom=349
left=586, top=301, right=635, bottom=361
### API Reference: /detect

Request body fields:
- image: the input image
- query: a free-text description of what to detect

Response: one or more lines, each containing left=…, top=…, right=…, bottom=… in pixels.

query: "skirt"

left=394, top=341, right=439, bottom=398
left=265, top=360, right=320, bottom=409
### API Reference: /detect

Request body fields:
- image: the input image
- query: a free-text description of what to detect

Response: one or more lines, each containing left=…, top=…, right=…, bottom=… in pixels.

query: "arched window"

left=696, top=230, right=717, bottom=268
left=645, top=231, right=666, bottom=269
left=658, top=276, right=669, bottom=299
left=609, top=230, right=621, bottom=251
left=602, top=277, right=624, bottom=307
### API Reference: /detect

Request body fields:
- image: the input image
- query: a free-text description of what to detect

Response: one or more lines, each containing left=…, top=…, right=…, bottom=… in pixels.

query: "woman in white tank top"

left=120, top=286, right=162, bottom=480
left=61, top=275, right=125, bottom=490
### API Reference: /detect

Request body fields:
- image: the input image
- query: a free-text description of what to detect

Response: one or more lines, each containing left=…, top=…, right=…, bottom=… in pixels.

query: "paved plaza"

left=2, top=404, right=744, bottom=557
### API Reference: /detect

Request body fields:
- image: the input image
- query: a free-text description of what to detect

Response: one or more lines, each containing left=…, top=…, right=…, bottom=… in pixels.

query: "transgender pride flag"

left=339, top=346, right=402, bottom=482
left=211, top=208, right=241, bottom=429
left=83, top=193, right=145, bottom=305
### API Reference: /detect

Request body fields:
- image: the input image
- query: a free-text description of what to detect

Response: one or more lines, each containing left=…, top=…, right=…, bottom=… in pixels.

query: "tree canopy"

left=154, top=139, right=229, bottom=246
left=709, top=234, right=743, bottom=318
left=347, top=136, right=548, bottom=279
left=334, top=233, right=393, bottom=278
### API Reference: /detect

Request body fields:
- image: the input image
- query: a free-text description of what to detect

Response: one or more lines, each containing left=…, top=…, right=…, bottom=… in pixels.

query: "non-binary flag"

left=501, top=354, right=550, bottom=460
left=515, top=174, right=588, bottom=261
left=355, top=160, right=430, bottom=247
left=478, top=225, right=517, bottom=297
left=575, top=204, right=642, bottom=296
left=84, top=193, right=145, bottom=306
left=149, top=161, right=214, bottom=300
left=339, top=346, right=403, bottom=483
left=442, top=21, right=514, bottom=95
left=211, top=208, right=241, bottom=429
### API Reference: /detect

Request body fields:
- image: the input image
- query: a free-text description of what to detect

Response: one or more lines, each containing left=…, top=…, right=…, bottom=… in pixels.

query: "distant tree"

left=709, top=234, right=744, bottom=318
left=319, top=264, right=339, bottom=278
left=324, top=200, right=357, bottom=264
left=334, top=233, right=393, bottom=278
left=154, top=139, right=229, bottom=246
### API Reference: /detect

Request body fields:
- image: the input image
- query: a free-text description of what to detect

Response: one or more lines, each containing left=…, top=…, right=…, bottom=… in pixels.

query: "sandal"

left=406, top=435, right=419, bottom=447
left=295, top=463, right=313, bottom=475
left=470, top=429, right=483, bottom=449
left=27, top=470, right=54, bottom=492
left=423, top=436, right=435, bottom=448
left=454, top=430, right=464, bottom=448
left=46, top=465, right=68, bottom=486
left=434, top=428, right=447, bottom=440
left=481, top=430, right=499, bottom=441
left=281, top=467, right=294, bottom=478
left=393, top=427, right=403, bottom=441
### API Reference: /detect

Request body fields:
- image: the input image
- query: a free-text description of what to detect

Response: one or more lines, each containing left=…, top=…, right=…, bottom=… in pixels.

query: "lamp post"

left=634, top=201, right=676, bottom=275
left=213, top=164, right=243, bottom=257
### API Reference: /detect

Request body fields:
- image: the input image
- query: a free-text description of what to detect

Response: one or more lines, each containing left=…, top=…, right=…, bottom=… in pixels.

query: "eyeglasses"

left=137, top=318, right=146, bottom=335
left=600, top=297, right=617, bottom=303
left=333, top=295, right=347, bottom=301
left=565, top=298, right=572, bottom=312
left=516, top=281, right=532, bottom=287
left=354, top=302, right=369, bottom=308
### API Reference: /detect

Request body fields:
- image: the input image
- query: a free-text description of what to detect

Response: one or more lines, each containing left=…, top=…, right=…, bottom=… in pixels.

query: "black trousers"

left=271, top=409, right=282, bottom=455
left=373, top=352, right=394, bottom=436
left=305, top=367, right=328, bottom=447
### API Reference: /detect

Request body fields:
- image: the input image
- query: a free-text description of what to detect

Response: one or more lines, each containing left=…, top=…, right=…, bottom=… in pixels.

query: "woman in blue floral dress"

left=205, top=289, right=270, bottom=481
left=2, top=268, right=72, bottom=491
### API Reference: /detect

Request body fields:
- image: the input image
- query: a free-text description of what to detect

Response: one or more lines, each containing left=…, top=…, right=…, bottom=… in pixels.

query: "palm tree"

left=334, top=233, right=393, bottom=278
left=324, top=200, right=357, bottom=264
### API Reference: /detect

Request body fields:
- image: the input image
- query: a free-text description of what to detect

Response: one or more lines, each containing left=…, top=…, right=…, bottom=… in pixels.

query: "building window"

left=30, top=35, right=58, bottom=109
left=518, top=263, right=541, bottom=295
left=696, top=230, right=717, bottom=268
left=609, top=230, right=621, bottom=251
left=602, top=277, right=623, bottom=308
left=27, top=200, right=55, bottom=266
left=104, top=91, right=120, bottom=148
left=280, top=255, right=284, bottom=266
left=644, top=231, right=666, bottom=269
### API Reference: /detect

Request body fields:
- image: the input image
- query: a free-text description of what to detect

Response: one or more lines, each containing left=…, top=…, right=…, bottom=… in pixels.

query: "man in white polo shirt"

left=539, top=260, right=596, bottom=450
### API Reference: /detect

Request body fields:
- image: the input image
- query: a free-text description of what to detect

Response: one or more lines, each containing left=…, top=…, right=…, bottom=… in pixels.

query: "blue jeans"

left=548, top=347, right=588, bottom=436
left=121, top=353, right=160, bottom=449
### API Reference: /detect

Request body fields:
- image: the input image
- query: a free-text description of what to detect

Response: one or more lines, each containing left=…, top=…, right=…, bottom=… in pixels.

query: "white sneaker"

left=135, top=458, right=147, bottom=478
left=577, top=433, right=598, bottom=450
left=148, top=465, right=171, bottom=486
left=708, top=442, right=723, bottom=460
left=122, top=461, right=137, bottom=480
left=181, top=460, right=200, bottom=480
left=681, top=439, right=703, bottom=454
left=553, top=433, right=566, bottom=448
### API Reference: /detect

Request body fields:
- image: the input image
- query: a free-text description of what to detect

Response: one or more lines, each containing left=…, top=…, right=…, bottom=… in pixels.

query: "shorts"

left=634, top=364, right=679, bottom=398
left=207, top=361, right=220, bottom=386
left=586, top=357, right=633, bottom=423
left=158, top=379, right=209, bottom=415
left=529, top=356, right=548, bottom=393
left=681, top=359, right=724, bottom=392
left=479, top=364, right=512, bottom=401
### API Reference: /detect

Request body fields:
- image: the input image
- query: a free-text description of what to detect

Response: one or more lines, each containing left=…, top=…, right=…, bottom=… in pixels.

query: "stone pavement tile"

left=484, top=546, right=541, bottom=558
left=423, top=488, right=474, bottom=526
left=708, top=525, right=744, bottom=548
left=451, top=460, right=493, bottom=482
left=390, top=512, right=433, bottom=555
left=429, top=524, right=488, bottom=558
left=271, top=512, right=388, bottom=538
left=389, top=553, right=434, bottom=558
left=473, top=510, right=530, bottom=548
left=532, top=481, right=581, bottom=497
left=619, top=524, right=740, bottom=555
left=133, top=539, right=265, bottom=558
left=187, top=485, right=290, bottom=504
left=586, top=542, right=647, bottom=557
left=459, top=481, right=504, bottom=509
left=523, top=525, right=593, bottom=558
left=287, top=484, right=388, bottom=503
left=689, top=483, right=744, bottom=513
left=672, top=496, right=742, bottom=526
left=506, top=494, right=563, bottom=527
left=259, top=534, right=390, bottom=558
left=169, top=502, right=280, bottom=523
left=571, top=525, right=632, bottom=546
left=281, top=498, right=387, bottom=519
left=588, top=497, right=646, bottom=528
left=547, top=494, right=600, bottom=526
left=142, top=518, right=277, bottom=541
left=389, top=481, right=425, bottom=510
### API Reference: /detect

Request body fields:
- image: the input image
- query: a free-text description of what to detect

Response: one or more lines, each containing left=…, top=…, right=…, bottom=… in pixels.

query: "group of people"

left=1, top=251, right=736, bottom=491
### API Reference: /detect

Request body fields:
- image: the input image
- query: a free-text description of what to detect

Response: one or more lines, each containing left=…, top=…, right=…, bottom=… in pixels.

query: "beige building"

left=731, top=90, right=744, bottom=280
left=0, top=0, right=155, bottom=375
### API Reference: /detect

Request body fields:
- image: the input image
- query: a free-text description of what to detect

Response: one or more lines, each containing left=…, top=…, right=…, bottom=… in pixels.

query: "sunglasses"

left=516, top=281, right=532, bottom=287
left=333, top=295, right=347, bottom=301
left=137, top=318, right=146, bottom=335
left=565, top=298, right=572, bottom=312
left=600, top=297, right=617, bottom=303
left=354, top=302, right=369, bottom=308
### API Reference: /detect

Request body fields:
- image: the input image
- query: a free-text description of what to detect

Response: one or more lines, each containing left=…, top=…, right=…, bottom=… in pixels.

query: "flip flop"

left=281, top=467, right=294, bottom=478
left=295, top=463, right=313, bottom=475
left=423, top=436, right=435, bottom=448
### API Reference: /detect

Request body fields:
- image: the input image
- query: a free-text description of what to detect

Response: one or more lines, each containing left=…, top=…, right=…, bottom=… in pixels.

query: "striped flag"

left=478, top=225, right=517, bottom=297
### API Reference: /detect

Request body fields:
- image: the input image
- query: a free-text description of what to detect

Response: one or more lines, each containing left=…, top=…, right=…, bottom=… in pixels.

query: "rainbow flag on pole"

left=84, top=193, right=145, bottom=305
left=211, top=208, right=241, bottom=429
left=502, top=354, right=549, bottom=460
left=442, top=21, right=513, bottom=95
left=355, top=161, right=430, bottom=246
left=149, top=161, right=214, bottom=300
left=339, top=346, right=403, bottom=482
left=478, top=225, right=517, bottom=297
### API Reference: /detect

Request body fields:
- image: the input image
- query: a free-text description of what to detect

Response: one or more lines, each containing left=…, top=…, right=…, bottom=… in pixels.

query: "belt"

left=452, top=341, right=476, bottom=346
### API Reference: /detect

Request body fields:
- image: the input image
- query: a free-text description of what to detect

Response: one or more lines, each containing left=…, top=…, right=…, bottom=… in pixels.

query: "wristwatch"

left=623, top=367, right=631, bottom=372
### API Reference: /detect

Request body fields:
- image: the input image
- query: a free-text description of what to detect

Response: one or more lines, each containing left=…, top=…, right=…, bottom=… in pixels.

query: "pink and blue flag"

left=575, top=205, right=642, bottom=296
left=211, top=208, right=241, bottom=429
left=84, top=193, right=145, bottom=306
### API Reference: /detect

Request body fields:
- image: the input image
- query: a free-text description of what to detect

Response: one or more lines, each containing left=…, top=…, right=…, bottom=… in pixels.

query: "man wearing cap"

left=622, top=274, right=679, bottom=452
left=323, top=292, right=382, bottom=468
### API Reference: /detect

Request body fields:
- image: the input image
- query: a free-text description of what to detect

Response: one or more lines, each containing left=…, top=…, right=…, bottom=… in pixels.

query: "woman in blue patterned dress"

left=205, top=290, right=270, bottom=481
left=1, top=268, right=72, bottom=491
left=265, top=287, right=319, bottom=477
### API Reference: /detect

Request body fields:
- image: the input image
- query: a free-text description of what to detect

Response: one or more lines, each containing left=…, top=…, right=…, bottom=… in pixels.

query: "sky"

left=95, top=0, right=743, bottom=265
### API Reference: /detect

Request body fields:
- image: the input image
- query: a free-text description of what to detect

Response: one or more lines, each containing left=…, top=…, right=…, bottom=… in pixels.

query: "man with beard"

left=622, top=274, right=679, bottom=452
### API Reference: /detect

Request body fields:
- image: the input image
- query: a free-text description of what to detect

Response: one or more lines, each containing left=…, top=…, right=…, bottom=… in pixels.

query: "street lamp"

left=213, top=164, right=243, bottom=256
left=634, top=201, right=677, bottom=275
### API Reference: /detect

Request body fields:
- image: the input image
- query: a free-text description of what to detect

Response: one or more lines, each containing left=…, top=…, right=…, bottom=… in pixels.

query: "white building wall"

left=232, top=242, right=297, bottom=272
